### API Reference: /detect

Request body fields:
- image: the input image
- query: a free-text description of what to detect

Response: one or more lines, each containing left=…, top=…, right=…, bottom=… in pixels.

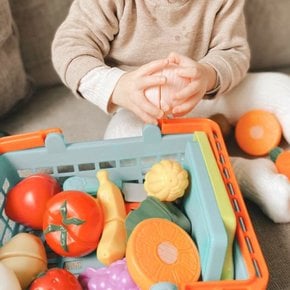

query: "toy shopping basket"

left=0, top=118, right=269, bottom=290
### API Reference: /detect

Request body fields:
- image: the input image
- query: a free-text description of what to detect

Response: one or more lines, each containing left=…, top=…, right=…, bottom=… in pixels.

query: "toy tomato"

left=43, top=190, right=104, bottom=257
left=29, top=268, right=82, bottom=290
left=5, top=174, right=61, bottom=229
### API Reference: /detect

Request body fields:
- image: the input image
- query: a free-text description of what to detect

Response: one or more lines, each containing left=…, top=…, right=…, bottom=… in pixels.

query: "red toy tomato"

left=5, top=174, right=61, bottom=229
left=29, top=268, right=82, bottom=290
left=43, top=190, right=104, bottom=257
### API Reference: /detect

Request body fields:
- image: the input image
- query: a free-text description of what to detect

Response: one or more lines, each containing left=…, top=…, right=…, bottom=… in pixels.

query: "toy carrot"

left=235, top=110, right=282, bottom=156
left=270, top=147, right=290, bottom=180
left=126, top=218, right=200, bottom=290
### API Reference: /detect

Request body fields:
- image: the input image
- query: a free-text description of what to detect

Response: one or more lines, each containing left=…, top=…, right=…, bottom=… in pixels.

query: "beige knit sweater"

left=52, top=0, right=250, bottom=112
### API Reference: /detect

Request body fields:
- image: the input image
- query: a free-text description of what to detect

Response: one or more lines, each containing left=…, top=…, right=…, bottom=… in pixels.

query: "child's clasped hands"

left=111, top=52, right=217, bottom=124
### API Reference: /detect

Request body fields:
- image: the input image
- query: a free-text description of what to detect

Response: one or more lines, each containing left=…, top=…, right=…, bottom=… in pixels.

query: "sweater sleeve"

left=51, top=0, right=125, bottom=96
left=78, top=66, right=125, bottom=114
left=199, top=0, right=250, bottom=95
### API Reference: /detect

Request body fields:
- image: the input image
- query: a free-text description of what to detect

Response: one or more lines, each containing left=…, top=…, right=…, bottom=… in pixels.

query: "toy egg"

left=0, top=261, right=21, bottom=290
left=0, top=233, right=47, bottom=289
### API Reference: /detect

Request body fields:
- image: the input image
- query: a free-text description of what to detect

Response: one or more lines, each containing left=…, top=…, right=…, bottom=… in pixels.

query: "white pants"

left=104, top=72, right=290, bottom=143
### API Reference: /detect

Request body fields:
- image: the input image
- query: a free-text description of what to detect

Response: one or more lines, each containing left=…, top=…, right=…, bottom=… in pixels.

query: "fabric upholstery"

left=9, top=0, right=73, bottom=88
left=0, top=0, right=30, bottom=117
left=245, top=0, right=290, bottom=72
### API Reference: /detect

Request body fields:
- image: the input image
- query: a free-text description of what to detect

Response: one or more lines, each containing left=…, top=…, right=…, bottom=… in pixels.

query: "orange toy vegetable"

left=126, top=218, right=200, bottom=289
left=270, top=147, right=290, bottom=180
left=235, top=110, right=282, bottom=156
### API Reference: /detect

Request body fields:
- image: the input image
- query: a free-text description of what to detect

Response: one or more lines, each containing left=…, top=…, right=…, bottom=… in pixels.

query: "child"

left=52, top=0, right=290, bottom=223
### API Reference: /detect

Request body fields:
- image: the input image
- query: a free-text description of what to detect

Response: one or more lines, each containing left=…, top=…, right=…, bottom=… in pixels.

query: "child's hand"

left=110, top=59, right=169, bottom=124
left=168, top=52, right=217, bottom=117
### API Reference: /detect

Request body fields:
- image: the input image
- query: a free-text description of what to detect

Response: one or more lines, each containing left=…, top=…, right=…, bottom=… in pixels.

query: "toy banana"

left=96, top=170, right=127, bottom=265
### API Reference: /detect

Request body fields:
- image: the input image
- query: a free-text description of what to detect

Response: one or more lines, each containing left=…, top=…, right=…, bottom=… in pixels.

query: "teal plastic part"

left=183, top=140, right=228, bottom=281
left=150, top=282, right=178, bottom=290
left=63, top=176, right=98, bottom=194
left=54, top=251, right=104, bottom=275
left=0, top=155, right=22, bottom=245
left=233, top=240, right=249, bottom=280
left=62, top=174, right=122, bottom=195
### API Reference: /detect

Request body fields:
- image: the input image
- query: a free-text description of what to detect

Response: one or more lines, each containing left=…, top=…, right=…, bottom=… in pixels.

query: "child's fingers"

left=133, top=104, right=162, bottom=125
left=138, top=59, right=169, bottom=76
left=141, top=100, right=164, bottom=119
left=175, top=67, right=200, bottom=79
left=173, top=82, right=200, bottom=100
left=138, top=75, right=166, bottom=90
left=168, top=52, right=195, bottom=66
left=133, top=94, right=164, bottom=120
left=167, top=52, right=182, bottom=64
left=172, top=93, right=202, bottom=116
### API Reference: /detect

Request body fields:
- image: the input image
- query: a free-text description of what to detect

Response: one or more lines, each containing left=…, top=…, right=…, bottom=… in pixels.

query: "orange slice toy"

left=235, top=110, right=282, bottom=156
left=126, top=218, right=200, bottom=289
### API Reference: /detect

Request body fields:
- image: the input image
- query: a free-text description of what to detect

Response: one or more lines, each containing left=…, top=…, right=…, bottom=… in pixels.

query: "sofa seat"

left=1, top=85, right=110, bottom=143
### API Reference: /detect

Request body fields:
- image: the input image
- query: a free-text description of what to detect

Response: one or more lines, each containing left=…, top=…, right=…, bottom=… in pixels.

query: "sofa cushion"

left=9, top=0, right=73, bottom=88
left=245, top=0, right=290, bottom=72
left=0, top=0, right=31, bottom=118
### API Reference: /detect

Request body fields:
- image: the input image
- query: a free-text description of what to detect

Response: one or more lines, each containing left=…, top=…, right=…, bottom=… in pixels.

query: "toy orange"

left=235, top=110, right=282, bottom=156
left=270, top=147, right=290, bottom=180
left=126, top=218, right=200, bottom=289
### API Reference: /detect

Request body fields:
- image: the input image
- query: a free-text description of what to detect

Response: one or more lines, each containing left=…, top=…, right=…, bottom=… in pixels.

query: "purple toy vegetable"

left=78, top=258, right=139, bottom=290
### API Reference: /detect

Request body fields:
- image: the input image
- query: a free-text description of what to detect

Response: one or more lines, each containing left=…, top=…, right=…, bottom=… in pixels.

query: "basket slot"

left=78, top=163, right=96, bottom=171
left=57, top=165, right=75, bottom=173
left=226, top=182, right=236, bottom=195
left=239, top=216, right=247, bottom=233
left=253, top=259, right=262, bottom=278
left=120, top=158, right=137, bottom=168
left=233, top=199, right=241, bottom=212
left=245, top=237, right=254, bottom=253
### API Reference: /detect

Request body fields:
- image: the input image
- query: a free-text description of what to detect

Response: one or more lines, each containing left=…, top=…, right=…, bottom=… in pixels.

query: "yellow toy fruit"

left=96, top=170, right=127, bottom=265
left=144, top=160, right=189, bottom=201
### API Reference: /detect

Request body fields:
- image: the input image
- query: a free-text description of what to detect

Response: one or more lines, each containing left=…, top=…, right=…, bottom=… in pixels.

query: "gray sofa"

left=1, top=1, right=290, bottom=289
